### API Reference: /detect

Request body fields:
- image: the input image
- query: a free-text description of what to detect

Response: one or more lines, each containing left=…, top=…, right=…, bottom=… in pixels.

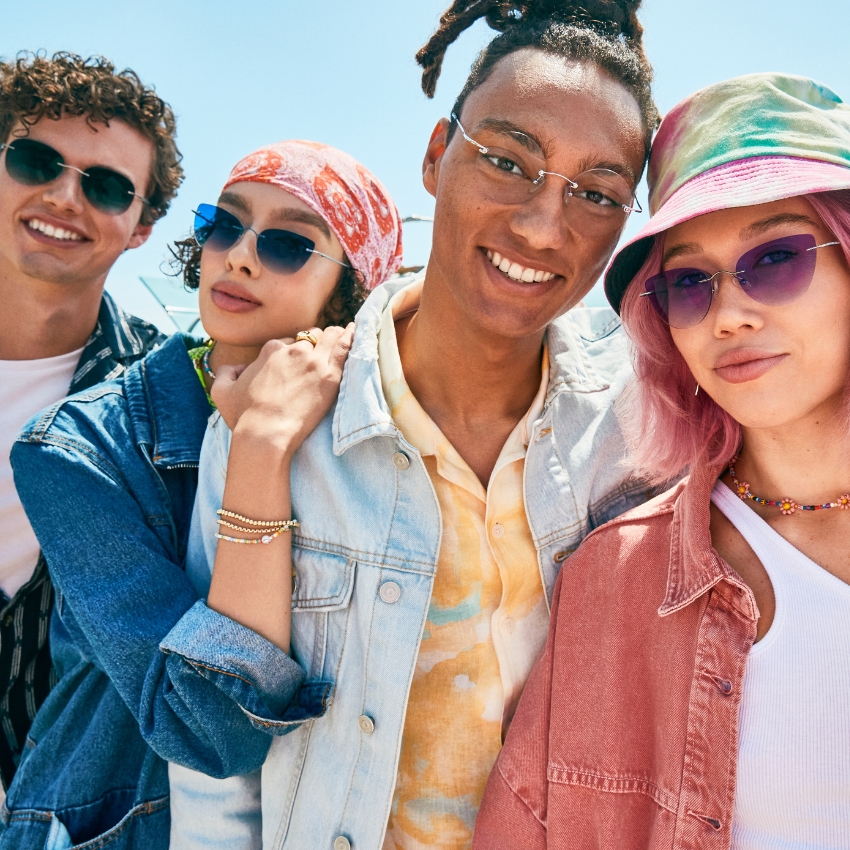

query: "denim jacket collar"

left=123, top=333, right=209, bottom=468
left=659, top=460, right=758, bottom=620
left=333, top=276, right=610, bottom=456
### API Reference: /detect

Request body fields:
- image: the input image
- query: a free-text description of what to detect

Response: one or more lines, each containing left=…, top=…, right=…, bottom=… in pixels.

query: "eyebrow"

left=662, top=213, right=821, bottom=265
left=218, top=191, right=250, bottom=214
left=472, top=119, right=638, bottom=184
left=662, top=242, right=703, bottom=265
left=474, top=118, right=550, bottom=158
left=218, top=191, right=332, bottom=240
left=572, top=156, right=638, bottom=185
left=740, top=212, right=818, bottom=238
left=267, top=207, right=332, bottom=240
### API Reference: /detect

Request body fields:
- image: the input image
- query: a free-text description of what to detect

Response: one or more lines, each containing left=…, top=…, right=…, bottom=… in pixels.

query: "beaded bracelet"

left=217, top=516, right=284, bottom=534
left=217, top=508, right=295, bottom=528
left=215, top=509, right=299, bottom=545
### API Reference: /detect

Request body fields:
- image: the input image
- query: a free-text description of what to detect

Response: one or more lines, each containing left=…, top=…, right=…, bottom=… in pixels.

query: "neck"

left=0, top=259, right=105, bottom=360
left=209, top=340, right=263, bottom=376
left=734, top=397, right=850, bottom=505
left=395, top=270, right=544, bottom=487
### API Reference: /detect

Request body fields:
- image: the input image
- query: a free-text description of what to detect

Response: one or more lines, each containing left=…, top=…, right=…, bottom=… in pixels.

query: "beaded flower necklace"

left=728, top=455, right=850, bottom=515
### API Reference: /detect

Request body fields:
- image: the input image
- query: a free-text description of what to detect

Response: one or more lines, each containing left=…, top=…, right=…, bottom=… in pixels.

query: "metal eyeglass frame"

left=450, top=113, right=642, bottom=215
left=0, top=141, right=150, bottom=207
left=640, top=240, right=841, bottom=300
left=192, top=207, right=352, bottom=270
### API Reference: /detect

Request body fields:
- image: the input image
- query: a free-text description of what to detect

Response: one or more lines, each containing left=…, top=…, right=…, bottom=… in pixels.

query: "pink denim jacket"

left=473, top=462, right=759, bottom=849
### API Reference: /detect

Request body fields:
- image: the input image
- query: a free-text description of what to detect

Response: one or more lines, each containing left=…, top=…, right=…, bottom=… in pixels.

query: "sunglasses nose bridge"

left=58, top=162, right=89, bottom=178
left=40, top=162, right=88, bottom=211
left=224, top=223, right=264, bottom=277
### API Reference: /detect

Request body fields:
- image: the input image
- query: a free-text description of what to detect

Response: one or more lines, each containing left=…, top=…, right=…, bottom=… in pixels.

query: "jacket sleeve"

left=473, top=576, right=564, bottom=849
left=11, top=433, right=308, bottom=779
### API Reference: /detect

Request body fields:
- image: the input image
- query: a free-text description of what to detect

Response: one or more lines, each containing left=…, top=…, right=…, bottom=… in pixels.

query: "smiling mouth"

left=25, top=217, right=85, bottom=242
left=486, top=250, right=557, bottom=283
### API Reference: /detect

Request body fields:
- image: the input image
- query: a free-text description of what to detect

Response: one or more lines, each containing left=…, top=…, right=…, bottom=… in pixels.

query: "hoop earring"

left=695, top=383, right=700, bottom=396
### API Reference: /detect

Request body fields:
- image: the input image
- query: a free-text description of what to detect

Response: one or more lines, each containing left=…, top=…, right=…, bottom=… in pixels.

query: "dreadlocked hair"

left=168, top=236, right=368, bottom=327
left=417, top=0, right=658, bottom=152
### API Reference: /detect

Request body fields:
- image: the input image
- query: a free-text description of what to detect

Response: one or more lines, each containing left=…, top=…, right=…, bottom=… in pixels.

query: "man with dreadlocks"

left=173, top=2, right=658, bottom=848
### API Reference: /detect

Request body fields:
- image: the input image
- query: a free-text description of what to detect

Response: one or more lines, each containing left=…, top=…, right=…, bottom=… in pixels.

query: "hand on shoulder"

left=211, top=324, right=354, bottom=455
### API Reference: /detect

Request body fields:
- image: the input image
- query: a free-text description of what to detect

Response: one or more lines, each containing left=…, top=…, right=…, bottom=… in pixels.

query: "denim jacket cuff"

left=160, top=600, right=306, bottom=716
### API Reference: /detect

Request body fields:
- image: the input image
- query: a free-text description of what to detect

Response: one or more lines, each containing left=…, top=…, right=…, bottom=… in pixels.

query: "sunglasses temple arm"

left=309, top=249, right=351, bottom=269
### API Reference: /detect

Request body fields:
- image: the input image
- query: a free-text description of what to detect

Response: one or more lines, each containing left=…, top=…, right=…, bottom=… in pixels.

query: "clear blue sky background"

left=4, top=0, right=850, bottom=327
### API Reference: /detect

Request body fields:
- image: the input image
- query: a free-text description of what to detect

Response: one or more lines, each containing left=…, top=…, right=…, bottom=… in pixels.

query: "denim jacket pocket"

left=290, top=547, right=356, bottom=688
left=40, top=792, right=169, bottom=850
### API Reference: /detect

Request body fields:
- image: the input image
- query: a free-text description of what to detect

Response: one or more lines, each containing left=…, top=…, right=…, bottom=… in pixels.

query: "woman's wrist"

left=231, top=412, right=302, bottom=464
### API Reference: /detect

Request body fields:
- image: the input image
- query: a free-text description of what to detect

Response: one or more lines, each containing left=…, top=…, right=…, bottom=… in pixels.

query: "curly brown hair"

left=0, top=51, right=183, bottom=225
left=169, top=235, right=369, bottom=327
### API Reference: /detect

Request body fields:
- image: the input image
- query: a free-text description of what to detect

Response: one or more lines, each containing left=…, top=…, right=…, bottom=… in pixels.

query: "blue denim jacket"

left=175, top=279, right=650, bottom=850
left=4, top=334, right=310, bottom=850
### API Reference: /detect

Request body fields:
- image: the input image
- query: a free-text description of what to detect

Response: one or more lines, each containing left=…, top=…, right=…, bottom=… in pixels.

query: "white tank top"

left=711, top=482, right=850, bottom=849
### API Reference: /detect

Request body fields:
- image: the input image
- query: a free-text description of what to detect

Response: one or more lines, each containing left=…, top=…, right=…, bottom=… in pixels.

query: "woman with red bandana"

left=4, top=141, right=402, bottom=850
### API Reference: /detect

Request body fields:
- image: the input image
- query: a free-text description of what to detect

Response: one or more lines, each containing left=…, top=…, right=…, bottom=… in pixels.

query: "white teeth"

left=26, top=218, right=82, bottom=241
left=486, top=248, right=556, bottom=283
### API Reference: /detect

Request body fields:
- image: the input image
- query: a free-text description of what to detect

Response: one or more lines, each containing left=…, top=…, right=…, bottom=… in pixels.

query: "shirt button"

left=358, top=714, right=375, bottom=735
left=379, top=581, right=401, bottom=604
left=503, top=617, right=515, bottom=634
left=334, top=837, right=351, bottom=850
left=392, top=451, right=410, bottom=470
left=491, top=523, right=505, bottom=538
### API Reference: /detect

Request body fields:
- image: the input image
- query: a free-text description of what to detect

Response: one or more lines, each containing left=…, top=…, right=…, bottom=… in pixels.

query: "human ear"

left=422, top=118, right=450, bottom=198
left=125, top=219, right=154, bottom=250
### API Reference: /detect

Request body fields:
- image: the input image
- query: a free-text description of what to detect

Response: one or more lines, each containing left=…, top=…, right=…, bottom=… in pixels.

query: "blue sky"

left=4, top=0, right=850, bottom=326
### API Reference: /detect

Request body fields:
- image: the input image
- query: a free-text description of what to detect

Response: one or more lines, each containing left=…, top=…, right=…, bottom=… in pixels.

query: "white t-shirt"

left=0, top=348, right=83, bottom=598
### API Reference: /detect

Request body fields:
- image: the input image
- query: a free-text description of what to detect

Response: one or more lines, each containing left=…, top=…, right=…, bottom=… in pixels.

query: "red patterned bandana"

left=224, top=140, right=403, bottom=289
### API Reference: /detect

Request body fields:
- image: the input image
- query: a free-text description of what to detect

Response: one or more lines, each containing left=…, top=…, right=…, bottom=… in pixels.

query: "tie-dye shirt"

left=378, top=281, right=550, bottom=850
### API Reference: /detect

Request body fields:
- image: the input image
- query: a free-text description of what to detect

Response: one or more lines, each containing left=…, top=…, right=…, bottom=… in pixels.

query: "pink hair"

left=619, top=189, right=850, bottom=484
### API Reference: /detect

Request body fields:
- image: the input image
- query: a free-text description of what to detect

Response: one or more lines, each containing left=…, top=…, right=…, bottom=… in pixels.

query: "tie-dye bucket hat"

left=604, top=72, right=850, bottom=313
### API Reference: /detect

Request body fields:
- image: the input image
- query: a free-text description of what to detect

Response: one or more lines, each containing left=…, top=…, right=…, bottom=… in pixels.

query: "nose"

left=225, top=227, right=262, bottom=279
left=507, top=176, right=568, bottom=251
left=709, top=271, right=763, bottom=335
left=41, top=166, right=85, bottom=214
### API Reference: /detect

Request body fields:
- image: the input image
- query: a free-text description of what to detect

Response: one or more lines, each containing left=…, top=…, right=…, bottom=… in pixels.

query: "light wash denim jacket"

left=4, top=335, right=313, bottom=850
left=173, top=278, right=650, bottom=850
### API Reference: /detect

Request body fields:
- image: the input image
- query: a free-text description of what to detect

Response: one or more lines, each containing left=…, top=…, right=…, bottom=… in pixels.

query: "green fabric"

left=187, top=343, right=216, bottom=408
left=649, top=72, right=850, bottom=214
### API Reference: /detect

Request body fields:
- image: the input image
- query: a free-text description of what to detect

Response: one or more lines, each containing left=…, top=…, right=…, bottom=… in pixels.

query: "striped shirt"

left=0, top=292, right=164, bottom=789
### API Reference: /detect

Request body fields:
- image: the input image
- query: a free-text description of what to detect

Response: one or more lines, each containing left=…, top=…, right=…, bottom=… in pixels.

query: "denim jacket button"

left=379, top=581, right=401, bottom=604
left=392, top=451, right=410, bottom=471
left=358, top=714, right=375, bottom=735
left=334, top=837, right=352, bottom=850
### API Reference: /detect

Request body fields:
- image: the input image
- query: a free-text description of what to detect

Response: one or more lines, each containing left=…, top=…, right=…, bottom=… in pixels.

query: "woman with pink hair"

left=473, top=72, right=850, bottom=849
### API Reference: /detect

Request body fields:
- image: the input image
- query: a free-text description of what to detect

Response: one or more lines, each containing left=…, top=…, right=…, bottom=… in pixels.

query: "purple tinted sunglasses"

left=642, top=233, right=841, bottom=329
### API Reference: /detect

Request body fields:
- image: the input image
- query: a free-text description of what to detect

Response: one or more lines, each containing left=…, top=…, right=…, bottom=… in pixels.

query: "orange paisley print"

left=223, top=140, right=403, bottom=288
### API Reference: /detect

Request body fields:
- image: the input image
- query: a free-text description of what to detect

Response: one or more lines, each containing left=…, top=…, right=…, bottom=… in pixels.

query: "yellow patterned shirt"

left=378, top=281, right=550, bottom=850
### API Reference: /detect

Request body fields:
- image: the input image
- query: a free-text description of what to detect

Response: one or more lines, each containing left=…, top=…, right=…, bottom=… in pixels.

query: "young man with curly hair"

left=0, top=51, right=182, bottom=794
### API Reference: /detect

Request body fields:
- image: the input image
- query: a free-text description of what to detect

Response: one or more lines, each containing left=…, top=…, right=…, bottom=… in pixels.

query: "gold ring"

left=294, top=331, right=319, bottom=348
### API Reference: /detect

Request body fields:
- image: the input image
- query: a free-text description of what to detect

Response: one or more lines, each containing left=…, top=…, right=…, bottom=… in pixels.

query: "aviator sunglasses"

left=193, top=203, right=350, bottom=275
left=0, top=138, right=150, bottom=215
left=641, top=233, right=841, bottom=329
